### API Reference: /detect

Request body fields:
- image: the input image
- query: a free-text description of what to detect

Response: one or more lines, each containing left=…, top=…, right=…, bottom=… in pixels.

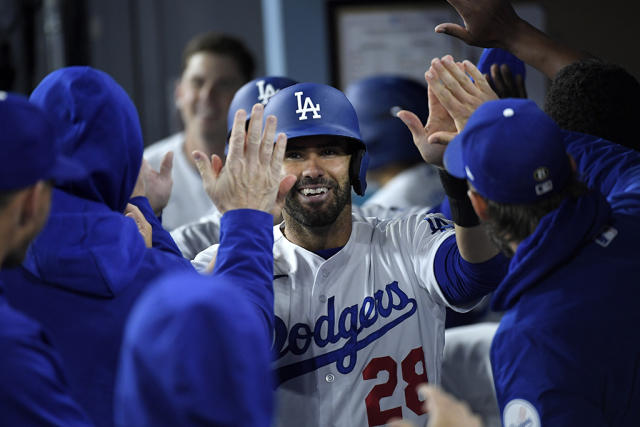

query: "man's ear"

left=174, top=78, right=184, bottom=109
left=467, top=189, right=490, bottom=222
left=17, top=182, right=51, bottom=227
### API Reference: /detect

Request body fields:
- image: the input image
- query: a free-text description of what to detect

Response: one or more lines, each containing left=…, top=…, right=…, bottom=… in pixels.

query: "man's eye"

left=190, top=77, right=205, bottom=88
left=285, top=152, right=302, bottom=160
left=321, top=148, right=338, bottom=156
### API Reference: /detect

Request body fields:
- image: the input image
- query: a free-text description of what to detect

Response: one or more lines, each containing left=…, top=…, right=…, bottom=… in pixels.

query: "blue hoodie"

left=115, top=209, right=276, bottom=426
left=490, top=135, right=640, bottom=426
left=1, top=67, right=193, bottom=427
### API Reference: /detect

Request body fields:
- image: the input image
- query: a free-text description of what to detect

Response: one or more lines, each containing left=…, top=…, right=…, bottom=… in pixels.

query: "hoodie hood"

left=491, top=190, right=611, bottom=311
left=29, top=66, right=142, bottom=213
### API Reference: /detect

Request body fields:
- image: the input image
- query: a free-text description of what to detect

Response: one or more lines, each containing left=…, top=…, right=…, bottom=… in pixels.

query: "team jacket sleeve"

left=491, top=326, right=607, bottom=427
left=564, top=133, right=640, bottom=215
left=212, top=209, right=275, bottom=334
left=0, top=332, right=93, bottom=426
left=129, top=196, right=184, bottom=257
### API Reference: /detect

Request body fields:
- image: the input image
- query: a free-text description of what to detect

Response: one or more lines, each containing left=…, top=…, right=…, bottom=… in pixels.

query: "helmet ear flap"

left=350, top=148, right=368, bottom=196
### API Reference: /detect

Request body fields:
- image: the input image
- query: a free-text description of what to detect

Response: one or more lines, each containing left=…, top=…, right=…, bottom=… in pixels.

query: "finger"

left=434, top=23, right=473, bottom=44
left=193, top=150, right=216, bottom=185
left=515, top=73, right=528, bottom=98
left=159, top=151, right=174, bottom=177
left=463, top=60, right=498, bottom=99
left=500, top=64, right=516, bottom=97
left=387, top=420, right=414, bottom=427
left=440, top=55, right=480, bottom=98
left=279, top=174, right=297, bottom=199
left=490, top=63, right=507, bottom=97
left=271, top=132, right=288, bottom=177
left=260, top=115, right=277, bottom=165
left=425, top=67, right=464, bottom=117
left=246, top=103, right=264, bottom=165
left=211, top=154, right=224, bottom=177
left=228, top=109, right=248, bottom=161
left=484, top=73, right=498, bottom=95
left=396, top=110, right=428, bottom=148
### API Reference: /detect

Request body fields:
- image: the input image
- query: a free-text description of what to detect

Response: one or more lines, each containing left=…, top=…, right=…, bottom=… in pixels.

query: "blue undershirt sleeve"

left=434, top=235, right=509, bottom=306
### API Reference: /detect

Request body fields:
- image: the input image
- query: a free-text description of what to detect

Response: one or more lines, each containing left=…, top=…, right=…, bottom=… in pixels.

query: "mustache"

left=293, top=177, right=335, bottom=190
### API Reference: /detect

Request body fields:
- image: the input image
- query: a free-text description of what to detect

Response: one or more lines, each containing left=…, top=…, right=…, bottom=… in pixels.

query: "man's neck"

left=281, top=205, right=352, bottom=252
left=182, top=130, right=226, bottom=168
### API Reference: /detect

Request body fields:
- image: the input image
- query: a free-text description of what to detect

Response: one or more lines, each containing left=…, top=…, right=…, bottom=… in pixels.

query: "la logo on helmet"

left=294, top=91, right=321, bottom=121
left=256, top=80, right=279, bottom=104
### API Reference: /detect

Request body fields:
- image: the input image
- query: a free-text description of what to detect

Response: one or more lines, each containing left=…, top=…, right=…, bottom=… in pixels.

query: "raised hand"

left=124, top=203, right=152, bottom=248
left=434, top=0, right=521, bottom=49
left=426, top=55, right=498, bottom=132
left=193, top=103, right=296, bottom=214
left=141, top=154, right=173, bottom=216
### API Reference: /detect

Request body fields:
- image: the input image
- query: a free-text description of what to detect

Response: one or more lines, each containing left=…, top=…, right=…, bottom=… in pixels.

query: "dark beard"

left=284, top=176, right=351, bottom=227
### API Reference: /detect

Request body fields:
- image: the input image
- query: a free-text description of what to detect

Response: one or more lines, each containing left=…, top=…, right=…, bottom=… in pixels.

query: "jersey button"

left=325, top=373, right=335, bottom=383
left=319, top=294, right=327, bottom=303
left=321, top=270, right=329, bottom=278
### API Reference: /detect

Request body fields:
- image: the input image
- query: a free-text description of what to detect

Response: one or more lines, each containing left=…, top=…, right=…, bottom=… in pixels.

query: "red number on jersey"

left=362, top=356, right=402, bottom=426
left=362, top=347, right=429, bottom=426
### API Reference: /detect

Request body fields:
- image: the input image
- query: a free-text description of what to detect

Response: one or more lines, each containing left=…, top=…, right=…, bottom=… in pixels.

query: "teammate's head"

left=226, top=76, right=298, bottom=136
left=0, top=92, right=85, bottom=268
left=264, top=83, right=367, bottom=227
left=544, top=58, right=640, bottom=151
left=345, top=75, right=427, bottom=172
left=176, top=32, right=255, bottom=150
left=444, top=98, right=589, bottom=256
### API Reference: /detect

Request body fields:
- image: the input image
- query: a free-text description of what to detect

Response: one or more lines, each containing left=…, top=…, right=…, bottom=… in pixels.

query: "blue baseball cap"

left=0, top=91, right=86, bottom=191
left=444, top=99, right=571, bottom=204
left=477, top=48, right=526, bottom=78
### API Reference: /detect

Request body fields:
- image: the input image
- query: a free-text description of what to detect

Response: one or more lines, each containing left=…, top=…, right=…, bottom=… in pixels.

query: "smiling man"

left=193, top=82, right=508, bottom=427
left=144, top=32, right=254, bottom=230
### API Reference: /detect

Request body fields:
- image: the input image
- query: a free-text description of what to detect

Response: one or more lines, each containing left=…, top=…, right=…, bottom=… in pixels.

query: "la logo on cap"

left=294, top=91, right=321, bottom=121
left=256, top=80, right=279, bottom=105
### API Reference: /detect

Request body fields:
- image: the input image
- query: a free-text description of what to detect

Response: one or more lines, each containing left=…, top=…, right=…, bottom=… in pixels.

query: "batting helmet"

left=226, top=76, right=298, bottom=135
left=345, top=76, right=427, bottom=171
left=264, top=82, right=368, bottom=195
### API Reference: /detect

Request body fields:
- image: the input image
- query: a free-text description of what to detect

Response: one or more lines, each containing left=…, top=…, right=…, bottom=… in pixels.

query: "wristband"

left=439, top=169, right=480, bottom=227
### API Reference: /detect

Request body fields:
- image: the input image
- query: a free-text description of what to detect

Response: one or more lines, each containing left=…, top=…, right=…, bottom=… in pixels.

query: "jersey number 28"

left=362, top=346, right=428, bottom=426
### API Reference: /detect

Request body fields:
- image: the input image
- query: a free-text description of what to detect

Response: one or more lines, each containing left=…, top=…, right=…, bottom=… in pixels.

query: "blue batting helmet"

left=345, top=75, right=427, bottom=171
left=264, top=82, right=368, bottom=196
left=226, top=76, right=298, bottom=135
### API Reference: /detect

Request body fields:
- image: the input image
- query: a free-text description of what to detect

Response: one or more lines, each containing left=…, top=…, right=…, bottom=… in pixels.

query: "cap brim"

left=49, top=155, right=88, bottom=185
left=443, top=135, right=467, bottom=179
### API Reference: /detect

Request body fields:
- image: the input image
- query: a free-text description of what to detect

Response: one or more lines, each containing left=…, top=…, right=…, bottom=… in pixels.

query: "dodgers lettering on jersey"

left=274, top=281, right=417, bottom=383
left=272, top=212, right=464, bottom=427
left=294, top=91, right=321, bottom=120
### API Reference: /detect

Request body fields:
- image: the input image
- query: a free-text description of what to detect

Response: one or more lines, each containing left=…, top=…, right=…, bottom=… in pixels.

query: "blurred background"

left=2, top=0, right=638, bottom=146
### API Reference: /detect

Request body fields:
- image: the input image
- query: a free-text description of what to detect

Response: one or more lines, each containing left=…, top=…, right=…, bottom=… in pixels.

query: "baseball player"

left=430, top=56, right=640, bottom=425
left=193, top=82, right=507, bottom=426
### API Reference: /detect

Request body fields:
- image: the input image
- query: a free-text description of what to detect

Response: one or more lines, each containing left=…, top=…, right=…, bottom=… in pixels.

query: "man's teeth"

left=301, top=187, right=328, bottom=196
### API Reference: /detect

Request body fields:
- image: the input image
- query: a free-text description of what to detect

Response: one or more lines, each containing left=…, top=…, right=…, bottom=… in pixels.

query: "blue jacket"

left=115, top=209, right=275, bottom=426
left=0, top=67, right=192, bottom=427
left=0, top=285, right=92, bottom=426
left=491, top=134, right=640, bottom=426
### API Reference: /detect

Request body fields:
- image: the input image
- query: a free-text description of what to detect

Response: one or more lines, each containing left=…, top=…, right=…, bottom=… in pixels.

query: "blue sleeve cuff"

left=129, top=196, right=183, bottom=257
left=434, top=235, right=509, bottom=306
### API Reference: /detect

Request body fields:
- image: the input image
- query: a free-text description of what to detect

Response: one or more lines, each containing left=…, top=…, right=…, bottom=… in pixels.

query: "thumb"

left=427, top=131, right=458, bottom=145
left=159, top=151, right=174, bottom=177
left=278, top=175, right=297, bottom=201
left=396, top=110, right=427, bottom=147
left=434, top=23, right=472, bottom=44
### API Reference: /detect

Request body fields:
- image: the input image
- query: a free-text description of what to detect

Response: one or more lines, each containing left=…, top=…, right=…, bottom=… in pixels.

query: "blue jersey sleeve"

left=129, top=196, right=184, bottom=257
left=213, top=209, right=275, bottom=334
left=564, top=133, right=640, bottom=216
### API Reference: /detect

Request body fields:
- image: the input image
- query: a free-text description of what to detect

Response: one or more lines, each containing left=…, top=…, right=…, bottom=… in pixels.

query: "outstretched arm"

left=436, top=0, right=587, bottom=78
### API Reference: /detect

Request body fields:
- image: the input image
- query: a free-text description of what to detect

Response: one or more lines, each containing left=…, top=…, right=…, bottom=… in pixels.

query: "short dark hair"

left=544, top=59, right=640, bottom=151
left=483, top=175, right=589, bottom=257
left=181, top=32, right=255, bottom=82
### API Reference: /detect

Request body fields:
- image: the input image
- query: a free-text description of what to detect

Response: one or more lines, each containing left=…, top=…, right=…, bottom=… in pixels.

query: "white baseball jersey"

left=272, top=211, right=472, bottom=427
left=191, top=210, right=472, bottom=426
